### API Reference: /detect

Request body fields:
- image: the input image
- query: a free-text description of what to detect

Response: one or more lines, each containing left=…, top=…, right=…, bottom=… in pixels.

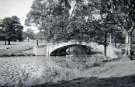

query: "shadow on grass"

left=32, top=75, right=135, bottom=87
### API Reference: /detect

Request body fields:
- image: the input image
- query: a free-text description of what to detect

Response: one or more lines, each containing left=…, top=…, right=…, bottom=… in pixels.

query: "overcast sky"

left=0, top=0, right=39, bottom=32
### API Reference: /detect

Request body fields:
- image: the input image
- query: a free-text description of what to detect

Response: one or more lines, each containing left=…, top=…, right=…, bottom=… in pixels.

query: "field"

left=0, top=41, right=46, bottom=56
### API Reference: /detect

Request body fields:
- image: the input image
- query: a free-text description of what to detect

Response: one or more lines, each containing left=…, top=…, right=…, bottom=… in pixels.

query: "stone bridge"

left=33, top=41, right=121, bottom=58
left=46, top=41, right=92, bottom=56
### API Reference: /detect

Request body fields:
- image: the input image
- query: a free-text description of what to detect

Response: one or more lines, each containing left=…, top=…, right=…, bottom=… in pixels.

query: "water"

left=0, top=56, right=50, bottom=64
left=0, top=56, right=55, bottom=86
left=0, top=55, right=104, bottom=86
left=0, top=56, right=68, bottom=86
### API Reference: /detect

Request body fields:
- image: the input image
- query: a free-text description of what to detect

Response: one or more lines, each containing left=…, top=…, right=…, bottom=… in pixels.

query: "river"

left=0, top=55, right=105, bottom=86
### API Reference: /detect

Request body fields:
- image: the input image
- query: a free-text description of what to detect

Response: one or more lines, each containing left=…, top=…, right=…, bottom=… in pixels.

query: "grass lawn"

left=0, top=41, right=45, bottom=56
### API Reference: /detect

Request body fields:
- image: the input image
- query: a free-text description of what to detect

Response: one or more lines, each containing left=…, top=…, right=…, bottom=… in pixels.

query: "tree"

left=25, top=0, right=101, bottom=42
left=25, top=0, right=69, bottom=42
left=1, top=16, right=23, bottom=45
left=35, top=31, right=46, bottom=40
left=24, top=28, right=35, bottom=41
left=100, top=0, right=135, bottom=57
left=26, top=0, right=135, bottom=58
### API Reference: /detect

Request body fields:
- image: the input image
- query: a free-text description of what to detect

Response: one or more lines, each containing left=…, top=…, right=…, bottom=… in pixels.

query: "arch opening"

left=50, top=44, right=93, bottom=56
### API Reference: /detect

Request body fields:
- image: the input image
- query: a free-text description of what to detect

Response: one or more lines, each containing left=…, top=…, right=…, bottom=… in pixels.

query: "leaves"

left=26, top=0, right=102, bottom=42
left=25, top=0, right=135, bottom=44
left=0, top=16, right=23, bottom=41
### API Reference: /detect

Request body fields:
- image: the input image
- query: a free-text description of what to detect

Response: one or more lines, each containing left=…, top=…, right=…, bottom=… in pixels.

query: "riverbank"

left=33, top=74, right=135, bottom=87
left=32, top=58, right=135, bottom=87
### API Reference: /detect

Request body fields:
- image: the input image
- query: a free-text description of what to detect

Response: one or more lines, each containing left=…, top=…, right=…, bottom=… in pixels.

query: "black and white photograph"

left=0, top=0, right=135, bottom=87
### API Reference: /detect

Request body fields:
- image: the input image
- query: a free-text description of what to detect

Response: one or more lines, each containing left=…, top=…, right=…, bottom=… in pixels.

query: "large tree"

left=25, top=0, right=101, bottom=42
left=1, top=16, right=23, bottom=45
left=26, top=0, right=135, bottom=57
left=100, top=0, right=135, bottom=57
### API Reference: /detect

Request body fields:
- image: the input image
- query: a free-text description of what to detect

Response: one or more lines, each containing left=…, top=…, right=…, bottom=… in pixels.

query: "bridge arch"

left=46, top=41, right=99, bottom=56
left=50, top=44, right=92, bottom=56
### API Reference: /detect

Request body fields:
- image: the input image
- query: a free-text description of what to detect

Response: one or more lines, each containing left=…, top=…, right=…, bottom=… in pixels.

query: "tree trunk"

left=129, top=34, right=131, bottom=55
left=109, top=33, right=112, bottom=45
left=28, top=38, right=29, bottom=42
left=37, top=40, right=39, bottom=46
left=104, top=32, right=107, bottom=56
left=129, top=32, right=134, bottom=60
left=124, top=30, right=130, bottom=55
left=5, top=40, right=6, bottom=45
left=8, top=40, right=11, bottom=45
left=114, top=38, right=117, bottom=48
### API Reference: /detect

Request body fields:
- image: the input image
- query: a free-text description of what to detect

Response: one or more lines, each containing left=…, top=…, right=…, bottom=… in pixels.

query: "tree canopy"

left=25, top=0, right=101, bottom=42
left=0, top=16, right=23, bottom=45
left=26, top=0, right=135, bottom=43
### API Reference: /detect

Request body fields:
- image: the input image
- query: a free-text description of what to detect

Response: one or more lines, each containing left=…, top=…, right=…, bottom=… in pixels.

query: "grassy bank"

left=33, top=74, right=135, bottom=87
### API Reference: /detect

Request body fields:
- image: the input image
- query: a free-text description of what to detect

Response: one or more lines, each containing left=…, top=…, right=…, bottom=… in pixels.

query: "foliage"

left=0, top=16, right=23, bottom=44
left=101, top=0, right=135, bottom=33
left=25, top=0, right=101, bottom=42
left=89, top=0, right=135, bottom=45
left=24, top=28, right=35, bottom=40
left=26, top=0, right=135, bottom=45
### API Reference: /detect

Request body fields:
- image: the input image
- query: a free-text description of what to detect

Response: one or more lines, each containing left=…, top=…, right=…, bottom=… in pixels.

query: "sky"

left=0, top=0, right=39, bottom=33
